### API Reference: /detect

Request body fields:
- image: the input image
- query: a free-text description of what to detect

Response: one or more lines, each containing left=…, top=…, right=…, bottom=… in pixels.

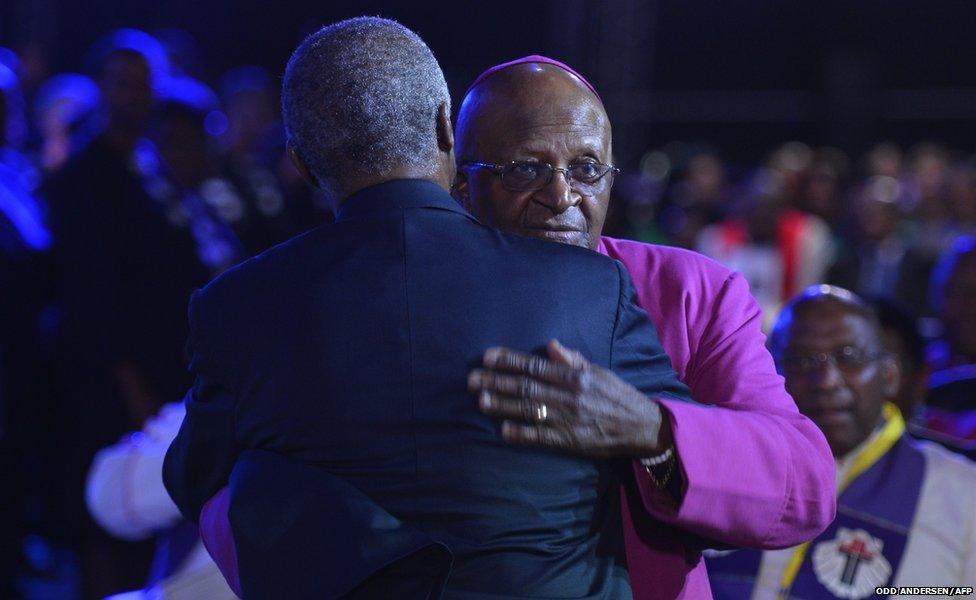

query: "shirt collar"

left=836, top=432, right=874, bottom=486
left=835, top=417, right=888, bottom=486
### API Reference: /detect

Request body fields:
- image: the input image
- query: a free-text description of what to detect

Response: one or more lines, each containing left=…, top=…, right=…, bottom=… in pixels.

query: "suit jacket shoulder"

left=198, top=214, right=629, bottom=358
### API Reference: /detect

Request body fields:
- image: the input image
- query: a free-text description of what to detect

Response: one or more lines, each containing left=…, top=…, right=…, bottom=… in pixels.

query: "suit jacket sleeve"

left=163, top=290, right=241, bottom=522
left=609, top=261, right=695, bottom=402
left=628, top=271, right=836, bottom=549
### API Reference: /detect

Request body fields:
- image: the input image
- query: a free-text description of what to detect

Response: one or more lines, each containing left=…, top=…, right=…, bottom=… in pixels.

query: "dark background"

left=5, top=0, right=976, bottom=167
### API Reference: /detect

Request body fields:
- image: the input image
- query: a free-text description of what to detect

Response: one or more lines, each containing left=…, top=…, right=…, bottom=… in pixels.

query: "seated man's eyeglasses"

left=781, top=346, right=887, bottom=376
left=460, top=160, right=620, bottom=195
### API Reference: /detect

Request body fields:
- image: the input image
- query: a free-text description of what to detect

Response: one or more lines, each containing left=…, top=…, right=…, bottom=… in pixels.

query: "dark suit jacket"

left=163, top=179, right=692, bottom=599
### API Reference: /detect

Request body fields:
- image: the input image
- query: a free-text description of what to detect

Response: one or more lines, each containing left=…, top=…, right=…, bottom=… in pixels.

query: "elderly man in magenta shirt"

left=453, top=56, right=835, bottom=598
left=195, top=56, right=835, bottom=599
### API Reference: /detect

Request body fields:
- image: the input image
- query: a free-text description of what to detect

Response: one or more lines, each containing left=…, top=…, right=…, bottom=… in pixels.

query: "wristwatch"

left=640, top=445, right=676, bottom=489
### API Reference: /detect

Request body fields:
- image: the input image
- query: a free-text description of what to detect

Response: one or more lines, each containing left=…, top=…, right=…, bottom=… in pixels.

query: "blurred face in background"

left=802, top=149, right=849, bottom=226
left=100, top=50, right=153, bottom=132
left=855, top=178, right=901, bottom=244
left=910, top=145, right=950, bottom=217
left=225, top=87, right=275, bottom=157
left=766, top=142, right=812, bottom=204
left=34, top=74, right=100, bottom=171
left=866, top=143, right=903, bottom=179
left=686, top=153, right=726, bottom=205
left=777, top=299, right=899, bottom=457
left=152, top=106, right=211, bottom=189
left=942, top=250, right=976, bottom=361
left=804, top=167, right=839, bottom=222
left=37, top=99, right=73, bottom=171
left=947, top=164, right=976, bottom=225
left=742, top=192, right=785, bottom=244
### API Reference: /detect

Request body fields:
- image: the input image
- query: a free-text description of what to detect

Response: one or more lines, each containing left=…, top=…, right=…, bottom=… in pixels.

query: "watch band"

left=641, top=445, right=677, bottom=490
left=639, top=445, right=674, bottom=467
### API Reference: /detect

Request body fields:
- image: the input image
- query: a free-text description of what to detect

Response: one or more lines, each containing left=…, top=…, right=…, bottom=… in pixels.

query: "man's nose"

left=806, top=360, right=845, bottom=391
left=532, top=170, right=579, bottom=213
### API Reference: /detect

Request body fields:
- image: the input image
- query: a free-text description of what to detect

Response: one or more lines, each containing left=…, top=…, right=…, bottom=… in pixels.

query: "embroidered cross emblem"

left=838, top=537, right=875, bottom=585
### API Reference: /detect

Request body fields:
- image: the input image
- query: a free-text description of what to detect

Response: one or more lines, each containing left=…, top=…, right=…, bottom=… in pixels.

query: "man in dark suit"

left=163, top=17, right=692, bottom=599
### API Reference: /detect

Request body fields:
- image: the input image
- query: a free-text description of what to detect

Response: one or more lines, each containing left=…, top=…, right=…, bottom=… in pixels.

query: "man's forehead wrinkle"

left=492, top=122, right=610, bottom=162
left=488, top=93, right=609, bottom=139
left=514, top=121, right=606, bottom=135
left=787, top=325, right=856, bottom=346
left=519, top=98, right=607, bottom=128
left=509, top=128, right=607, bottom=152
left=787, top=311, right=877, bottom=350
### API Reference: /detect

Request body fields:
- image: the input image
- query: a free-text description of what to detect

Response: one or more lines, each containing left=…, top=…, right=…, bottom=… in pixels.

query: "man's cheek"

left=584, top=198, right=609, bottom=232
left=508, top=199, right=533, bottom=228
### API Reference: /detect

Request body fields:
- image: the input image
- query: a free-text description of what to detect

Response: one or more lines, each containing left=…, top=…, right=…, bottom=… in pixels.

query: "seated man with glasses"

left=707, top=285, right=976, bottom=599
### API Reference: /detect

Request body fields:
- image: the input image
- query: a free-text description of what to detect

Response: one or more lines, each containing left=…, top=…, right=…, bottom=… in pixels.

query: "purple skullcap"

left=464, top=55, right=601, bottom=103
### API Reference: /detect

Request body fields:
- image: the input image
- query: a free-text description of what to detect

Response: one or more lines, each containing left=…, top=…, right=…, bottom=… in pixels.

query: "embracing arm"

left=468, top=257, right=835, bottom=548
left=632, top=271, right=835, bottom=549
left=468, top=259, right=694, bottom=459
left=163, top=291, right=241, bottom=523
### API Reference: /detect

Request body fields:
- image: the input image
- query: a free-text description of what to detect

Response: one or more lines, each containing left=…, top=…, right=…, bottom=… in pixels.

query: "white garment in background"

left=86, top=402, right=237, bottom=599
left=751, top=435, right=976, bottom=599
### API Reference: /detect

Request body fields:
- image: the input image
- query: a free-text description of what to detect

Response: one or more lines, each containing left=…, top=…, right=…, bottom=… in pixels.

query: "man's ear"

left=436, top=102, right=454, bottom=153
left=881, top=355, right=901, bottom=401
left=287, top=143, right=318, bottom=188
left=452, top=169, right=471, bottom=209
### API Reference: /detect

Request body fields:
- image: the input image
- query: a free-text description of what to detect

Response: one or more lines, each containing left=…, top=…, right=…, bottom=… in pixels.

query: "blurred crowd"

left=609, top=140, right=975, bottom=323
left=1, top=27, right=974, bottom=600
left=605, top=137, right=976, bottom=451
left=0, top=29, right=330, bottom=599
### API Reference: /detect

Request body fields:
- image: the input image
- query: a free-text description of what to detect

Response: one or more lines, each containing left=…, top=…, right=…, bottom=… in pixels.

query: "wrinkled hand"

left=468, top=340, right=672, bottom=458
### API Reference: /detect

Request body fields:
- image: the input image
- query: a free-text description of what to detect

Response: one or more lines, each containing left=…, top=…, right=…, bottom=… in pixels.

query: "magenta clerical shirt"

left=598, top=236, right=835, bottom=599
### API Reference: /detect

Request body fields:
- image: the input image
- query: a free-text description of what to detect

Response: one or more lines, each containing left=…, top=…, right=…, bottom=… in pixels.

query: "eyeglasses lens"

left=500, top=162, right=613, bottom=193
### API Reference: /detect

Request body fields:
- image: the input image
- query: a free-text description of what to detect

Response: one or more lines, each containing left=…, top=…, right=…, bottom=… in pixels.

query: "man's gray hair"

left=281, top=17, right=450, bottom=194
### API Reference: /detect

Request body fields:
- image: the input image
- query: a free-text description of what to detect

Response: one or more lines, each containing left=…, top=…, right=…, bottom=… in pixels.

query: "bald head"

left=456, top=62, right=608, bottom=163
left=453, top=60, right=614, bottom=250
left=770, top=285, right=883, bottom=359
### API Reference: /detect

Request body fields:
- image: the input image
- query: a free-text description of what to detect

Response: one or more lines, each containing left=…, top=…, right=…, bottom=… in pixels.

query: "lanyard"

left=776, top=402, right=905, bottom=599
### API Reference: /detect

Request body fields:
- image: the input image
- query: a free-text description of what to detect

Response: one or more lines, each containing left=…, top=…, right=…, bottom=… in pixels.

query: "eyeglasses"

left=780, top=346, right=886, bottom=376
left=460, top=160, right=619, bottom=195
